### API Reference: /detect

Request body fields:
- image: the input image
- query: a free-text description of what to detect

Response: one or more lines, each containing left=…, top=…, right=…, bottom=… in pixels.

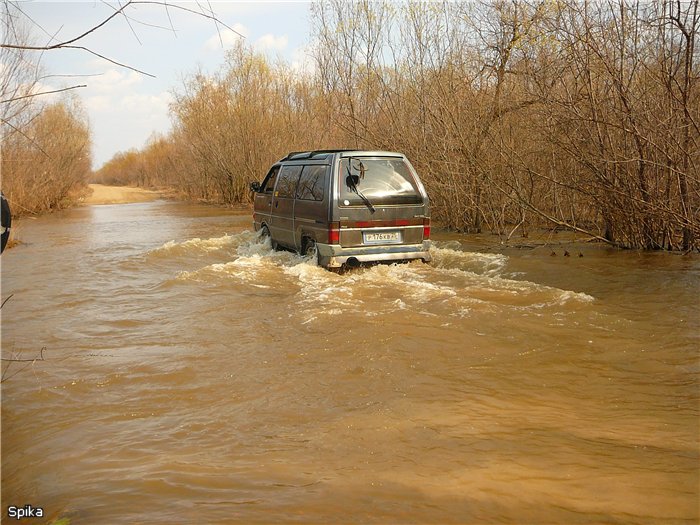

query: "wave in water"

left=148, top=231, right=257, bottom=258
left=166, top=234, right=593, bottom=320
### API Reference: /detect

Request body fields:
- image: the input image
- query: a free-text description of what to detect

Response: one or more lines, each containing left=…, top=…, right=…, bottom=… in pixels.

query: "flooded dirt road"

left=2, top=201, right=698, bottom=524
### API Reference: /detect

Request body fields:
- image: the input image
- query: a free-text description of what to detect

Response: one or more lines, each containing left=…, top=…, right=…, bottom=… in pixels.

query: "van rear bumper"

left=316, top=241, right=432, bottom=268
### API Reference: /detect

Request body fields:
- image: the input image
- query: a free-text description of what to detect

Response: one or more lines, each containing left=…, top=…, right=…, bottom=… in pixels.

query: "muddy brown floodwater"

left=1, top=200, right=698, bottom=524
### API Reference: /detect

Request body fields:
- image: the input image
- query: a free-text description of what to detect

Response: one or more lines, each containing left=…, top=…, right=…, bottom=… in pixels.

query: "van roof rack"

left=283, top=149, right=355, bottom=161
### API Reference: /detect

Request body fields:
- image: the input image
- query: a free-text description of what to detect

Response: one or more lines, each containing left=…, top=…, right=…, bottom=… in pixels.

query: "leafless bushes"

left=526, top=1, right=700, bottom=250
left=310, top=0, right=699, bottom=250
left=98, top=0, right=698, bottom=251
left=1, top=3, right=91, bottom=216
left=98, top=42, right=338, bottom=205
left=92, top=136, right=176, bottom=188
left=2, top=98, right=92, bottom=215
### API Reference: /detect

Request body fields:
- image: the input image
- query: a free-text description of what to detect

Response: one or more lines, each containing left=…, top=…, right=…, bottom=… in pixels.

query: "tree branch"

left=1, top=84, right=87, bottom=104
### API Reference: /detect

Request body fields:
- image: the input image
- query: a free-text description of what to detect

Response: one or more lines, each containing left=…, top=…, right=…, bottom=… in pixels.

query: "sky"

left=17, top=1, right=315, bottom=169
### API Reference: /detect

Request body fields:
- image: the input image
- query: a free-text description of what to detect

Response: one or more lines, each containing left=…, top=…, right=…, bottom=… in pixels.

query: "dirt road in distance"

left=83, top=184, right=162, bottom=205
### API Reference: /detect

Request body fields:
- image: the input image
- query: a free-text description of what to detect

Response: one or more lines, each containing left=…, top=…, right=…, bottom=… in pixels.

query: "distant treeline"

left=96, top=1, right=696, bottom=251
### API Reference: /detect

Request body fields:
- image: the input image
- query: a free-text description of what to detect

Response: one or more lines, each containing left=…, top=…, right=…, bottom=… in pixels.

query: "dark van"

left=250, top=150, right=431, bottom=269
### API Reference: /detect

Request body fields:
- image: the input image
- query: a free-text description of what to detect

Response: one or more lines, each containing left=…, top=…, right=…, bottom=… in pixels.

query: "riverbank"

left=82, top=184, right=162, bottom=205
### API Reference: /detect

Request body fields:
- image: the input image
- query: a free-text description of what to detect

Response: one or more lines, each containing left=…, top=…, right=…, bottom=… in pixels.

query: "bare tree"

left=1, top=3, right=43, bottom=140
left=1, top=0, right=243, bottom=217
left=1, top=0, right=243, bottom=87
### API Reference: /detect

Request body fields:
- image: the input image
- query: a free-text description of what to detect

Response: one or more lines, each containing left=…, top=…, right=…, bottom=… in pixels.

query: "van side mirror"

left=346, top=174, right=360, bottom=187
left=250, top=181, right=261, bottom=192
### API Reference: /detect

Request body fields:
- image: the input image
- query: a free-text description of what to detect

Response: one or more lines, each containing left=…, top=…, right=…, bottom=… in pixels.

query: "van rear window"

left=339, top=158, right=422, bottom=206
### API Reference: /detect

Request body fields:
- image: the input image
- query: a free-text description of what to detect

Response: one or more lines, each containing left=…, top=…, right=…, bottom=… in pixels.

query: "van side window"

left=275, top=165, right=302, bottom=198
left=261, top=166, right=280, bottom=193
left=296, top=165, right=327, bottom=201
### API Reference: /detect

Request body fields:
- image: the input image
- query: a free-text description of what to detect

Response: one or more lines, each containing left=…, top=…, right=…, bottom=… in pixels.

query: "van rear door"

left=336, top=156, right=428, bottom=247
left=293, top=165, right=329, bottom=249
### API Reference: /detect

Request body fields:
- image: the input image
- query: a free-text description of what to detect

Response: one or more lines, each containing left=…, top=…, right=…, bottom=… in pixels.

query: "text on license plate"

left=363, top=230, right=402, bottom=244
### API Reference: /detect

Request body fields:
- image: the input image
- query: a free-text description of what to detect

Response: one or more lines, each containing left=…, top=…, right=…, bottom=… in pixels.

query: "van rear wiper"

left=346, top=160, right=375, bottom=214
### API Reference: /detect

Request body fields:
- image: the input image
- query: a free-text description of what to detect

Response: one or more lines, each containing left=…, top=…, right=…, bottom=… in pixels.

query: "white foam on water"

left=174, top=233, right=594, bottom=319
left=430, top=241, right=508, bottom=276
left=452, top=307, right=472, bottom=318
left=554, top=289, right=595, bottom=305
left=150, top=231, right=255, bottom=257
left=284, top=262, right=361, bottom=319
left=348, top=263, right=459, bottom=302
left=424, top=261, right=595, bottom=311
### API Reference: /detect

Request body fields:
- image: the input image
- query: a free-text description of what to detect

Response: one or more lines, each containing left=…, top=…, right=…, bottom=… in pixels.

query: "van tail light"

left=423, top=218, right=431, bottom=240
left=329, top=222, right=340, bottom=244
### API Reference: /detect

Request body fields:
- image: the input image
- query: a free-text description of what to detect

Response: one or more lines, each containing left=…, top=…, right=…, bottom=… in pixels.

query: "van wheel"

left=260, top=225, right=278, bottom=250
left=303, top=238, right=317, bottom=263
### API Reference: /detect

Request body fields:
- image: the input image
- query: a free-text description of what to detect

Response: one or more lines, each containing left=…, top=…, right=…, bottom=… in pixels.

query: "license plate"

left=363, top=230, right=402, bottom=244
